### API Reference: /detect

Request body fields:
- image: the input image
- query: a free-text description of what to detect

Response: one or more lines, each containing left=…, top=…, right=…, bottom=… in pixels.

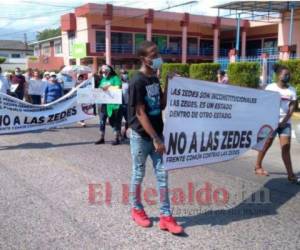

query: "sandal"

left=288, top=175, right=300, bottom=185
left=255, top=167, right=269, bottom=176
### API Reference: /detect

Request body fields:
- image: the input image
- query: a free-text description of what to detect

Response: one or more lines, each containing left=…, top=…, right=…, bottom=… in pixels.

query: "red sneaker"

left=159, top=215, right=183, bottom=234
left=131, top=208, right=151, bottom=227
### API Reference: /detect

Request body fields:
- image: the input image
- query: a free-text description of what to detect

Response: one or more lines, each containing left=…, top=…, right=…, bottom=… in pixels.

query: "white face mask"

left=122, top=74, right=128, bottom=81
left=150, top=57, right=163, bottom=70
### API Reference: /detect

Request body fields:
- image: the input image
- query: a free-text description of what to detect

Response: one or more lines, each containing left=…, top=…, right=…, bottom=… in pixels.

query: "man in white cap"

left=42, top=71, right=50, bottom=82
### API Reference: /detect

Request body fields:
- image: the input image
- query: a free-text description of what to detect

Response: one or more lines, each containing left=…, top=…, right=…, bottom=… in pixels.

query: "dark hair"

left=137, top=40, right=156, bottom=57
left=78, top=74, right=84, bottom=80
left=104, top=64, right=117, bottom=78
left=218, top=70, right=225, bottom=76
left=273, top=64, right=289, bottom=75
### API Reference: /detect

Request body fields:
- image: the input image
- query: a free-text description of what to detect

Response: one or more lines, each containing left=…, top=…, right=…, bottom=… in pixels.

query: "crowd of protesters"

left=0, top=64, right=130, bottom=144
left=0, top=67, right=62, bottom=104
left=0, top=40, right=299, bottom=236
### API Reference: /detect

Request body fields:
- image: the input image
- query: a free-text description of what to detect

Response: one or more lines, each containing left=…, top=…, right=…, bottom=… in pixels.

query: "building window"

left=68, top=32, right=76, bottom=56
left=96, top=31, right=133, bottom=54
left=153, top=35, right=167, bottom=54
left=263, top=38, right=278, bottom=55
left=135, top=33, right=146, bottom=52
left=42, top=45, right=50, bottom=56
left=54, top=41, right=62, bottom=54
left=263, top=38, right=277, bottom=48
left=33, top=46, right=40, bottom=56
left=111, top=32, right=133, bottom=54
left=199, top=40, right=213, bottom=56
left=220, top=41, right=233, bottom=57
left=96, top=31, right=105, bottom=52
left=11, top=53, right=21, bottom=58
left=169, top=37, right=181, bottom=54
left=188, top=37, right=198, bottom=55
left=246, top=40, right=262, bottom=56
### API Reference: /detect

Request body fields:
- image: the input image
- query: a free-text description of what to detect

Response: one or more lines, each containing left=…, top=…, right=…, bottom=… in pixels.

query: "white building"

left=0, top=40, right=33, bottom=71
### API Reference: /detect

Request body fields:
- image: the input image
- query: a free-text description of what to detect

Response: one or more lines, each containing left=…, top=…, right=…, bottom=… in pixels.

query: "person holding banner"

left=255, top=65, right=300, bottom=184
left=128, top=41, right=183, bottom=234
left=28, top=70, right=45, bottom=105
left=11, top=67, right=26, bottom=100
left=43, top=73, right=64, bottom=104
left=95, top=65, right=122, bottom=145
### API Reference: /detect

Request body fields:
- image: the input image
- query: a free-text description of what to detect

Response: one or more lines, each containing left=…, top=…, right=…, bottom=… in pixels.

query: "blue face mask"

left=150, top=57, right=163, bottom=70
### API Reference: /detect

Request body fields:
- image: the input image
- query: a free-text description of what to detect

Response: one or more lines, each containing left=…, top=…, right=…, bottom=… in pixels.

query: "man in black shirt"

left=128, top=41, right=183, bottom=234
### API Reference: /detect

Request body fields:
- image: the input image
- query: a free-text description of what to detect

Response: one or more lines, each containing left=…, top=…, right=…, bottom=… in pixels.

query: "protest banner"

left=163, top=77, right=281, bottom=170
left=77, top=88, right=122, bottom=104
left=0, top=79, right=95, bottom=134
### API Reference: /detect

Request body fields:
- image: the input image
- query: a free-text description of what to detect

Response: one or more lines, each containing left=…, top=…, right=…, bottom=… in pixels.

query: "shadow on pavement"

left=0, top=141, right=95, bottom=150
left=176, top=178, right=299, bottom=229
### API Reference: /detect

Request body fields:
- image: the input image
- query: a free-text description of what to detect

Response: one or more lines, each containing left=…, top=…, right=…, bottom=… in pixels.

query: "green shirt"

left=99, top=75, right=122, bottom=117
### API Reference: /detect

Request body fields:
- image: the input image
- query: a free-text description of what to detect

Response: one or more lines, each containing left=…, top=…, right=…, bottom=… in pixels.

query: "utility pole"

left=24, top=33, right=28, bottom=49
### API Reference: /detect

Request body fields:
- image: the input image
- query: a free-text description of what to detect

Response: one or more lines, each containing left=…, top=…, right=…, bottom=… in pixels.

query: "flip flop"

left=255, top=168, right=269, bottom=176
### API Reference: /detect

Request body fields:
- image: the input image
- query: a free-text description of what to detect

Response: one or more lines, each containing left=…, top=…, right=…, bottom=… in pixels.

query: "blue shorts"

left=272, top=123, right=292, bottom=137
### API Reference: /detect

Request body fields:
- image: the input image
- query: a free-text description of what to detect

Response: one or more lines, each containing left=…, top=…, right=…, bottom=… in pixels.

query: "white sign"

left=10, top=84, right=19, bottom=93
left=0, top=79, right=95, bottom=134
left=77, top=88, right=122, bottom=104
left=63, top=80, right=76, bottom=90
left=163, top=77, right=280, bottom=170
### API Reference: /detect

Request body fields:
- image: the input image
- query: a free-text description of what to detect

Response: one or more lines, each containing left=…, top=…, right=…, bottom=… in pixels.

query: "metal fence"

left=217, top=55, right=285, bottom=84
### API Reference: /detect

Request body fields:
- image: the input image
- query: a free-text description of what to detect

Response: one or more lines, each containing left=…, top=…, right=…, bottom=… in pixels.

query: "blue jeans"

left=272, top=123, right=292, bottom=137
left=130, top=130, right=171, bottom=216
left=99, top=104, right=108, bottom=133
left=99, top=104, right=122, bottom=134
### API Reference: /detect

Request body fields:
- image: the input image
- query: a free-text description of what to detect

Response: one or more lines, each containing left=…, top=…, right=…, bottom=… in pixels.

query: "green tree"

left=36, top=28, right=61, bottom=41
left=0, top=57, right=6, bottom=64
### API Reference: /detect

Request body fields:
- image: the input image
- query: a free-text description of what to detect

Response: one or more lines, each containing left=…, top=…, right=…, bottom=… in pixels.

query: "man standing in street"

left=11, top=67, right=26, bottom=100
left=128, top=41, right=183, bottom=235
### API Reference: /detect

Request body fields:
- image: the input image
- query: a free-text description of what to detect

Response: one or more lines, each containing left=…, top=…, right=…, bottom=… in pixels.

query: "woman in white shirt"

left=255, top=65, right=299, bottom=184
left=28, top=70, right=46, bottom=105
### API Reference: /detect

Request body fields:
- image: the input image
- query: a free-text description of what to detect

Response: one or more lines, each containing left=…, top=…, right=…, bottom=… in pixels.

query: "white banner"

left=77, top=88, right=122, bottom=104
left=163, top=77, right=281, bottom=170
left=0, top=79, right=95, bottom=134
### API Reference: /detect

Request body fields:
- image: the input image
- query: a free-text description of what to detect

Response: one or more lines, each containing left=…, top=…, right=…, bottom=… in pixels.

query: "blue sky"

left=0, top=0, right=228, bottom=42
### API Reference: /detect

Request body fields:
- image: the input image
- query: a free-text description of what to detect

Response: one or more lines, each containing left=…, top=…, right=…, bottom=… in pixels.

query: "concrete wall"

left=278, top=9, right=300, bottom=56
left=27, top=56, right=64, bottom=71
left=0, top=62, right=27, bottom=71
left=0, top=50, right=28, bottom=58
left=61, top=31, right=71, bottom=66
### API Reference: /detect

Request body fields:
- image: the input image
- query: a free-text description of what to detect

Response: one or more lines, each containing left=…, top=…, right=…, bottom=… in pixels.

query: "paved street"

left=0, top=118, right=299, bottom=250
